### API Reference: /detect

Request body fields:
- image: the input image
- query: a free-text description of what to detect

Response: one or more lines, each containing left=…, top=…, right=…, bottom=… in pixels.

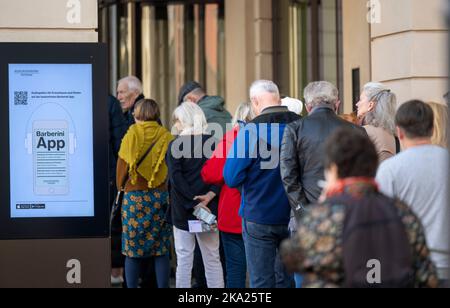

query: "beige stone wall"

left=225, top=0, right=249, bottom=115
left=371, top=0, right=448, bottom=105
left=342, top=0, right=372, bottom=114
left=0, top=0, right=98, bottom=42
left=225, top=0, right=274, bottom=114
left=341, top=0, right=448, bottom=111
left=253, top=0, right=274, bottom=80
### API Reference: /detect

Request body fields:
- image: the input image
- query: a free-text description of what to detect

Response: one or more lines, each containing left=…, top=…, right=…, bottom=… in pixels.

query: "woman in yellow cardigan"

left=117, top=99, right=174, bottom=288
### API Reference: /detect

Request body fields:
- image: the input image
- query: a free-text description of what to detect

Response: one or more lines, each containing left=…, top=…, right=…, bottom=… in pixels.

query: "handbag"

left=110, top=140, right=159, bottom=227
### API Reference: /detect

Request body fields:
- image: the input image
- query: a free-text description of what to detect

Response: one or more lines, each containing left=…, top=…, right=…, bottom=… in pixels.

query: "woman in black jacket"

left=166, top=102, right=224, bottom=288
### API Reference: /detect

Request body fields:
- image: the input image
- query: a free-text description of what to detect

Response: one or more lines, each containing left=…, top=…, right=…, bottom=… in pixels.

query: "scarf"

left=119, top=121, right=174, bottom=189
left=325, top=177, right=379, bottom=199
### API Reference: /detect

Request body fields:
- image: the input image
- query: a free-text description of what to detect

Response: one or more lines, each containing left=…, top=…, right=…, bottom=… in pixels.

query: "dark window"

left=352, top=68, right=360, bottom=112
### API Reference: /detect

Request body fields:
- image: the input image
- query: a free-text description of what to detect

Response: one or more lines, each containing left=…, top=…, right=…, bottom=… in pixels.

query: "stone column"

left=253, top=0, right=274, bottom=81
left=225, top=0, right=273, bottom=114
left=371, top=0, right=448, bottom=104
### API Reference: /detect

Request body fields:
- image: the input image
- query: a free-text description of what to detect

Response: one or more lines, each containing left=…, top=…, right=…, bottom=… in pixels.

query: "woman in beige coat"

left=356, top=82, right=398, bottom=163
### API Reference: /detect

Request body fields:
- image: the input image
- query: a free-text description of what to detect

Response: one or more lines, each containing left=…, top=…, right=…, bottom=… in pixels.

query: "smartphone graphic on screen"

left=32, top=120, right=69, bottom=196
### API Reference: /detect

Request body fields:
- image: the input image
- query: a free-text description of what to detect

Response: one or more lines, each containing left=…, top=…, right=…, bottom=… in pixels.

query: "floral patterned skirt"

left=121, top=189, right=172, bottom=258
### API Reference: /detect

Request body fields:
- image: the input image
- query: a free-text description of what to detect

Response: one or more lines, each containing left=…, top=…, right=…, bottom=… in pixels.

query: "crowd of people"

left=108, top=75, right=449, bottom=288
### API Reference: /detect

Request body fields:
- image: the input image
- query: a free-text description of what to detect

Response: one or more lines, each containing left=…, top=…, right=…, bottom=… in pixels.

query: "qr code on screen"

left=14, top=91, right=28, bottom=105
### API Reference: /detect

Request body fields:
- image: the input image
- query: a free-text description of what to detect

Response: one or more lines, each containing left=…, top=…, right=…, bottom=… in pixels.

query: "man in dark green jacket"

left=178, top=81, right=232, bottom=138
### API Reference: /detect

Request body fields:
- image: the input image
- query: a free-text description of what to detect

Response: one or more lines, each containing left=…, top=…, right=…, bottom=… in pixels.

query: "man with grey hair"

left=303, top=81, right=340, bottom=113
left=117, top=76, right=144, bottom=128
left=280, top=81, right=365, bottom=220
left=224, top=80, right=300, bottom=288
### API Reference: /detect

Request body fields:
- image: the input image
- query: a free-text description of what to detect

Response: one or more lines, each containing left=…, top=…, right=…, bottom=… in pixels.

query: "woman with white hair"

left=356, top=82, right=399, bottom=163
left=282, top=97, right=304, bottom=115
left=166, top=102, right=224, bottom=288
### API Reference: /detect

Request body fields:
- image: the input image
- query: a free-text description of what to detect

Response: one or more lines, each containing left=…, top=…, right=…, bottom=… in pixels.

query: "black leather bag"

left=109, top=141, right=158, bottom=227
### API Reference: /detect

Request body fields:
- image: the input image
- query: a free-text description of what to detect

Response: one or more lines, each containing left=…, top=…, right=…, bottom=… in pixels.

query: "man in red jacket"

left=201, top=102, right=254, bottom=288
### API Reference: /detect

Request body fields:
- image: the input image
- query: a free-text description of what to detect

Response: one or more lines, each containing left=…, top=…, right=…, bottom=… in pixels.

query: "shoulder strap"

left=137, top=140, right=158, bottom=168
left=119, top=140, right=158, bottom=189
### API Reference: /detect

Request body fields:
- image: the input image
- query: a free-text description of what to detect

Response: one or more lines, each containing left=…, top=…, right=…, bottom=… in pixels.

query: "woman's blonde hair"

left=172, top=101, right=207, bottom=135
left=232, top=102, right=255, bottom=126
left=427, top=101, right=448, bottom=148
left=134, top=99, right=160, bottom=122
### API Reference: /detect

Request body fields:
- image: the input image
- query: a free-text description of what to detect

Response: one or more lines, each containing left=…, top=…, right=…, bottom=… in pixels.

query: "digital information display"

left=0, top=43, right=109, bottom=239
left=9, top=64, right=94, bottom=218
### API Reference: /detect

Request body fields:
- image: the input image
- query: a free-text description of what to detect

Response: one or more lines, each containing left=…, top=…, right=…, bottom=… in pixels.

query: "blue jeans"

left=125, top=255, right=170, bottom=288
left=221, top=232, right=247, bottom=288
left=294, top=274, right=304, bottom=288
left=242, top=220, right=293, bottom=288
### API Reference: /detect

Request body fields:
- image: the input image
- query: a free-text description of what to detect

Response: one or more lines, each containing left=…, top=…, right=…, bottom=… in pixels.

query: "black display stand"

left=0, top=43, right=110, bottom=288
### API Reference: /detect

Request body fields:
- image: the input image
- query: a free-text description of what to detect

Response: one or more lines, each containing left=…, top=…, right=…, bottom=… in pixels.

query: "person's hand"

left=318, top=180, right=329, bottom=203
left=194, top=191, right=216, bottom=207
